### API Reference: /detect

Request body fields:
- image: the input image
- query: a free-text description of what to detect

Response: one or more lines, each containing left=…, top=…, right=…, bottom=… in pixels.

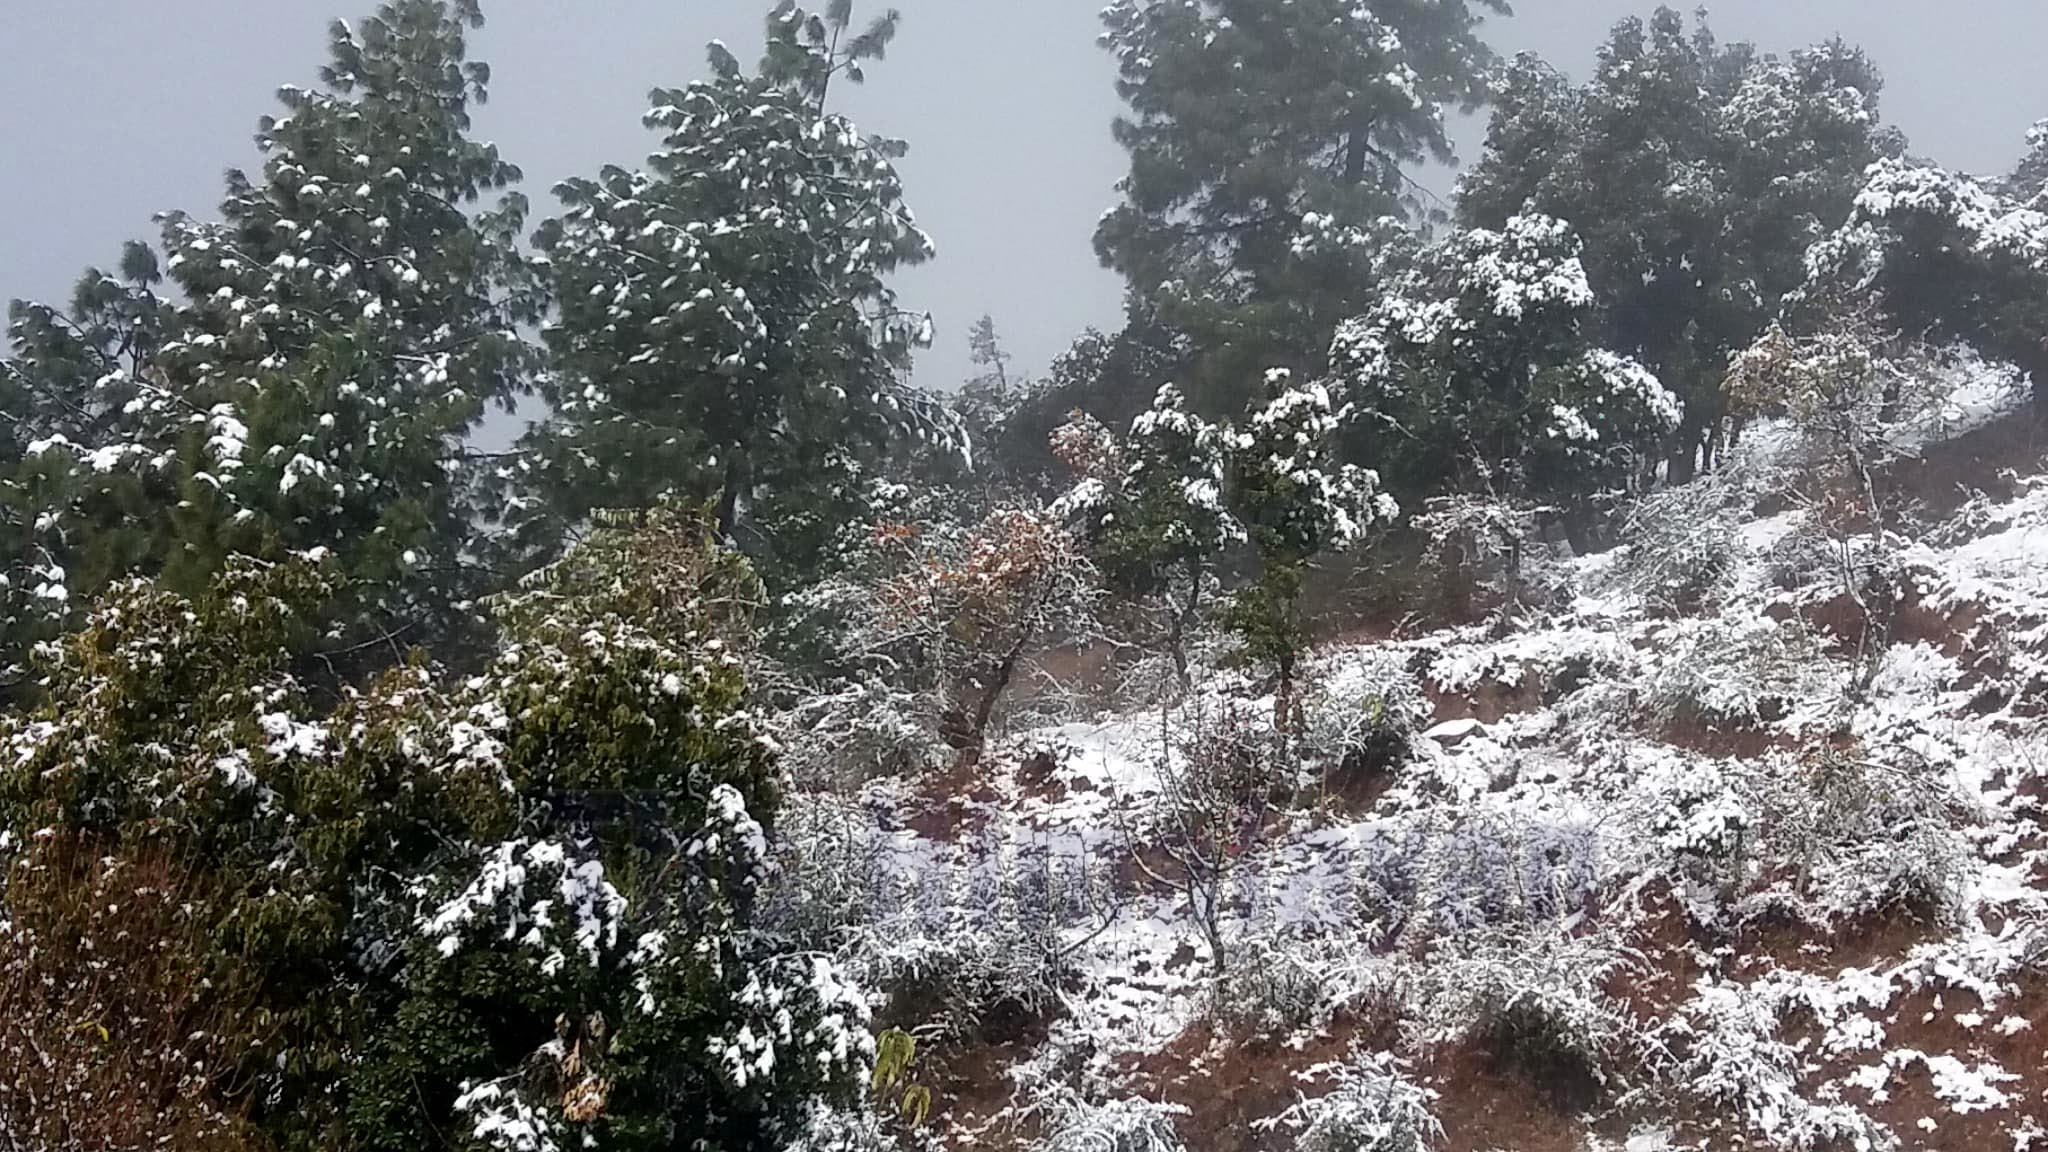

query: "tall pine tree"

left=4, top=0, right=541, bottom=677
left=506, top=2, right=952, bottom=585
left=1092, top=0, right=1504, bottom=416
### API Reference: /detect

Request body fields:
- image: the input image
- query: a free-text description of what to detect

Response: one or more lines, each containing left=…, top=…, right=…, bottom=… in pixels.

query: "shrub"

left=1259, top=1050, right=1443, bottom=1152
left=1615, top=476, right=1750, bottom=614
left=1208, top=933, right=1337, bottom=1040
left=1640, top=614, right=1825, bottom=729
left=1034, top=1094, right=1188, bottom=1152
left=1300, top=649, right=1430, bottom=794
left=1416, top=931, right=1636, bottom=1111
left=851, top=855, right=1087, bottom=1047
left=0, top=509, right=872, bottom=1150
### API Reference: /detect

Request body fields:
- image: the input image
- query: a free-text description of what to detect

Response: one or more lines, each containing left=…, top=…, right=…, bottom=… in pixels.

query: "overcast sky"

left=6, top=1, right=2047, bottom=396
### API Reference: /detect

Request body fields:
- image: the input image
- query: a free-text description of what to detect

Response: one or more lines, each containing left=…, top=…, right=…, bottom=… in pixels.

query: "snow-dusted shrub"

left=1661, top=979, right=1891, bottom=1151
left=852, top=858, right=1084, bottom=1046
left=1638, top=752, right=1755, bottom=899
left=1208, top=932, right=1339, bottom=1040
left=1259, top=1050, right=1443, bottom=1152
left=1416, top=930, right=1637, bottom=1107
left=1640, top=614, right=1824, bottom=728
left=1616, top=475, right=1750, bottom=614
left=1034, top=1093, right=1189, bottom=1152
left=1138, top=693, right=1291, bottom=970
left=757, top=794, right=890, bottom=954
left=770, top=676, right=944, bottom=786
left=1417, top=813, right=1602, bottom=933
left=1300, top=648, right=1431, bottom=787
left=0, top=512, right=875, bottom=1148
left=1760, top=516, right=1843, bottom=592
left=1743, top=746, right=1975, bottom=928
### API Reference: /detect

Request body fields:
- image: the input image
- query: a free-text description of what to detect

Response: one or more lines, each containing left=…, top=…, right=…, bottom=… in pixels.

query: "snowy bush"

left=1414, top=812, right=1603, bottom=933
left=1616, top=476, right=1751, bottom=614
left=1416, top=930, right=1637, bottom=1107
left=1661, top=980, right=1892, bottom=1151
left=849, top=854, right=1089, bottom=1047
left=756, top=793, right=891, bottom=954
left=1208, top=932, right=1343, bottom=1040
left=1300, top=649, right=1430, bottom=788
left=1260, top=1050, right=1443, bottom=1152
left=1741, top=746, right=1976, bottom=928
left=1034, top=1093, right=1189, bottom=1152
left=770, top=676, right=944, bottom=786
left=1640, top=614, right=1825, bottom=728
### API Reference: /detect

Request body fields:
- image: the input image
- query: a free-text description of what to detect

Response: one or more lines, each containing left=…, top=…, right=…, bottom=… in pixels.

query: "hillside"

left=781, top=382, right=2048, bottom=1152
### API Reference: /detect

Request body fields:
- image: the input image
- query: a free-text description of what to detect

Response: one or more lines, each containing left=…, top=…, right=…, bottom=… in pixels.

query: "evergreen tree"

left=0, top=511, right=870, bottom=1150
left=509, top=6, right=952, bottom=585
left=1222, top=369, right=1395, bottom=728
left=4, top=0, right=542, bottom=676
left=1055, top=384, right=1238, bottom=685
left=1802, top=157, right=2048, bottom=412
left=1093, top=0, right=1503, bottom=416
left=1330, top=212, right=1680, bottom=543
left=1458, top=10, right=1898, bottom=478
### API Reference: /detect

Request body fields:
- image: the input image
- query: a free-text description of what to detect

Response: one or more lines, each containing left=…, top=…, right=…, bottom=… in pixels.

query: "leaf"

left=826, top=0, right=853, bottom=30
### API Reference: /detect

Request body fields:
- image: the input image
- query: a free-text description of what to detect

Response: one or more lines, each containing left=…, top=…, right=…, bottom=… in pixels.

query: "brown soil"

left=1422, top=1041, right=1588, bottom=1152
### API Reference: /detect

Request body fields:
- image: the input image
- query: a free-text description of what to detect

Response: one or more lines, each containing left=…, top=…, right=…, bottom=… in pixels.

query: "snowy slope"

left=802, top=401, right=2048, bottom=1152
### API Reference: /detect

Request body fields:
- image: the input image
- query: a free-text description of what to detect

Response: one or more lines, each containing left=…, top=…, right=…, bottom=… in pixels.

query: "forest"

left=5, top=1, right=2048, bottom=1149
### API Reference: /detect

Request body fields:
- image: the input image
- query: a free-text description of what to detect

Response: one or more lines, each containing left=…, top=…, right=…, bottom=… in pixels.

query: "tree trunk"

left=715, top=452, right=749, bottom=541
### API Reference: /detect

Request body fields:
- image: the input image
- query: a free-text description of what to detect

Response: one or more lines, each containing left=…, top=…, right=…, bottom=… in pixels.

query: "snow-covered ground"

left=802, top=399, right=2048, bottom=1151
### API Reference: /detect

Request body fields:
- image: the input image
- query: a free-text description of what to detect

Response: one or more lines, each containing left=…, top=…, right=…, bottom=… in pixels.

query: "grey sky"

left=5, top=1, right=2047, bottom=396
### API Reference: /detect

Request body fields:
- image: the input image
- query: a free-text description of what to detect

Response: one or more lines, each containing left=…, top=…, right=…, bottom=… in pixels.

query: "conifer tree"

left=1092, top=0, right=1503, bottom=415
left=4, top=0, right=541, bottom=675
left=508, top=3, right=953, bottom=585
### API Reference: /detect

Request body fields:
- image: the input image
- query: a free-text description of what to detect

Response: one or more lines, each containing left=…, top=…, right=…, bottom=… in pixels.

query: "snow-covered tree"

left=0, top=508, right=870, bottom=1150
left=1801, top=157, right=2048, bottom=412
left=4, top=0, right=543, bottom=677
left=1223, top=369, right=1396, bottom=723
left=1093, top=0, right=1503, bottom=414
left=1056, top=383, right=1239, bottom=686
left=1459, top=11, right=1898, bottom=477
left=1330, top=211, right=1680, bottom=546
left=508, top=19, right=953, bottom=584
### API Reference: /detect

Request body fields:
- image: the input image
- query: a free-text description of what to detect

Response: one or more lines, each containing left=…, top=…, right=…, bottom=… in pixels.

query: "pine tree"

left=1458, top=10, right=1898, bottom=478
left=508, top=5, right=953, bottom=585
left=4, top=0, right=542, bottom=677
left=1093, top=0, right=1503, bottom=416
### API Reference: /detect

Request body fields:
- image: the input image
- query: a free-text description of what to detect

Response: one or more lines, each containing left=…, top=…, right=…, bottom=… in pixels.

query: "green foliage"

left=0, top=508, right=869, bottom=1150
left=1459, top=10, right=1898, bottom=474
left=1095, top=0, right=1504, bottom=415
left=507, top=18, right=953, bottom=587
left=1221, top=371, right=1394, bottom=711
left=1331, top=212, right=1680, bottom=512
left=3, top=0, right=543, bottom=683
